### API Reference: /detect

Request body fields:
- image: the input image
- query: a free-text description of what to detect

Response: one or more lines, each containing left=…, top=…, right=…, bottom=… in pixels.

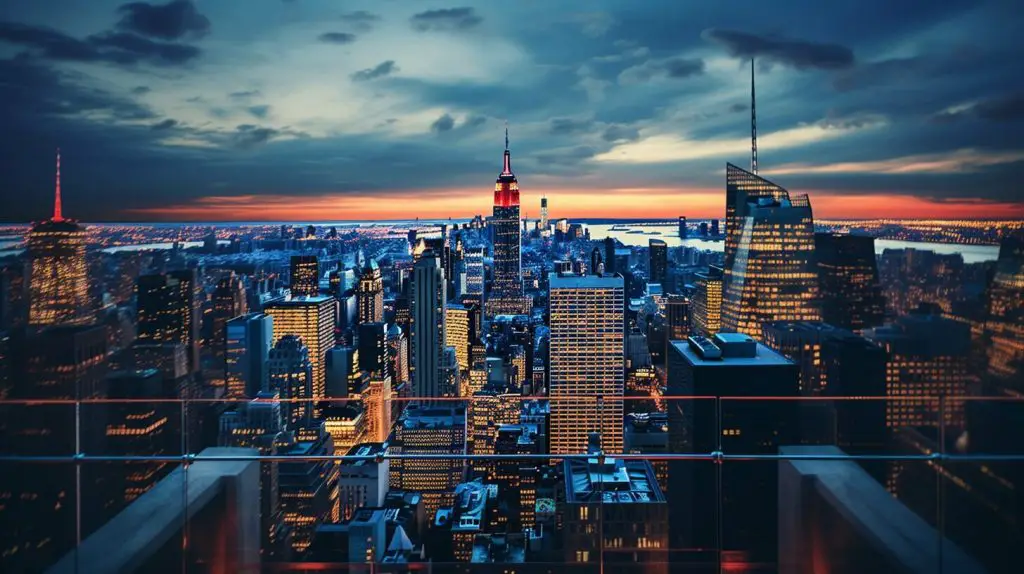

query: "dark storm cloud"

left=339, top=11, right=381, bottom=32
left=0, top=21, right=201, bottom=66
left=350, top=60, right=397, bottom=82
left=535, top=145, right=598, bottom=166
left=618, top=57, right=704, bottom=83
left=232, top=124, right=308, bottom=149
left=247, top=105, right=270, bottom=119
left=601, top=124, right=639, bottom=142
left=549, top=118, right=593, bottom=135
left=729, top=103, right=747, bottom=113
left=462, top=115, right=487, bottom=129
left=833, top=51, right=985, bottom=92
left=150, top=118, right=177, bottom=130
left=131, top=85, right=151, bottom=95
left=0, top=58, right=156, bottom=121
left=932, top=93, right=1024, bottom=123
left=430, top=114, right=455, bottom=133
left=318, top=32, right=356, bottom=45
left=703, top=28, right=854, bottom=70
left=115, top=0, right=210, bottom=40
left=410, top=7, right=482, bottom=32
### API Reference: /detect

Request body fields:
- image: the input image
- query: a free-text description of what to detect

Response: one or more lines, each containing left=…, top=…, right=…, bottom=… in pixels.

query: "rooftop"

left=565, top=457, right=666, bottom=505
left=671, top=336, right=792, bottom=368
left=549, top=272, right=624, bottom=289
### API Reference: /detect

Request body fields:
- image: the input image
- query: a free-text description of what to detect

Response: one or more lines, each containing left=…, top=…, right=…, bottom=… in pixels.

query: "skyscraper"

left=815, top=233, right=886, bottom=332
left=539, top=196, right=549, bottom=234
left=358, top=259, right=384, bottom=324
left=225, top=312, right=273, bottom=399
left=388, top=404, right=467, bottom=519
left=487, top=127, right=528, bottom=317
left=721, top=163, right=820, bottom=339
left=649, top=238, right=668, bottom=286
left=665, top=294, right=690, bottom=340
left=137, top=269, right=200, bottom=372
left=548, top=273, right=625, bottom=454
left=290, top=255, right=319, bottom=297
left=268, top=335, right=314, bottom=429
left=678, top=216, right=687, bottom=239
left=27, top=150, right=90, bottom=328
left=264, top=295, right=335, bottom=403
left=691, top=265, right=723, bottom=337
left=667, top=334, right=799, bottom=566
left=411, top=251, right=447, bottom=398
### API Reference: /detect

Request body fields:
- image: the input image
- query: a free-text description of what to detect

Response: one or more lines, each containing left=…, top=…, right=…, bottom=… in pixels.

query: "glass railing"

left=1, top=394, right=1020, bottom=573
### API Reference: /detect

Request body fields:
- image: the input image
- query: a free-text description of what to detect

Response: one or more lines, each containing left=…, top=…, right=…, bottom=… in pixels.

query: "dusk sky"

left=1, top=0, right=1022, bottom=222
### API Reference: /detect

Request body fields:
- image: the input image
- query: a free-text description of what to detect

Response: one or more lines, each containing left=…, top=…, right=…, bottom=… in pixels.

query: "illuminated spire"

left=751, top=58, right=758, bottom=175
left=502, top=121, right=512, bottom=175
left=53, top=148, right=64, bottom=222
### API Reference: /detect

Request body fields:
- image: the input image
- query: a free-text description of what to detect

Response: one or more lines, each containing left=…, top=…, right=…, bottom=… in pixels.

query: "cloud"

left=535, top=145, right=598, bottom=166
left=549, top=117, right=593, bottom=135
left=728, top=103, right=747, bottom=113
left=768, top=148, right=1024, bottom=175
left=339, top=11, right=380, bottom=32
left=350, top=60, right=397, bottom=82
left=462, top=115, right=486, bottom=129
left=593, top=116, right=885, bottom=164
left=150, top=118, right=178, bottom=130
left=573, top=12, right=615, bottom=38
left=132, top=85, right=151, bottom=95
left=933, top=93, right=1024, bottom=123
left=702, top=28, right=854, bottom=70
left=430, top=113, right=455, bottom=133
left=115, top=0, right=210, bottom=40
left=833, top=52, right=983, bottom=92
left=229, top=90, right=261, bottom=100
left=232, top=124, right=307, bottom=149
left=247, top=105, right=270, bottom=119
left=601, top=124, right=640, bottom=143
left=618, top=57, right=705, bottom=84
left=410, top=7, right=482, bottom=32
left=318, top=32, right=356, bottom=45
left=0, top=21, right=202, bottom=66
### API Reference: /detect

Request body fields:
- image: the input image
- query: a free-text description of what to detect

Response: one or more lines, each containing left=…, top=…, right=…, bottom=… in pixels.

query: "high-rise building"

left=388, top=404, right=467, bottom=519
left=279, top=423, right=339, bottom=553
left=225, top=312, right=273, bottom=399
left=864, top=309, right=971, bottom=430
left=690, top=265, right=722, bottom=337
left=27, top=150, right=91, bottom=328
left=678, top=216, right=687, bottom=239
left=982, top=233, right=1024, bottom=384
left=209, top=273, right=247, bottom=387
left=104, top=369, right=172, bottom=507
left=487, top=127, right=529, bottom=317
left=445, top=303, right=478, bottom=374
left=137, top=269, right=199, bottom=372
left=667, top=334, right=799, bottom=566
left=710, top=219, right=719, bottom=236
left=463, top=246, right=485, bottom=298
left=290, top=255, right=320, bottom=297
left=548, top=273, right=625, bottom=454
left=564, top=451, right=668, bottom=572
left=721, top=163, right=820, bottom=339
left=338, top=442, right=389, bottom=521
left=268, top=335, right=314, bottom=429
left=264, top=295, right=335, bottom=403
left=358, top=321, right=389, bottom=377
left=815, top=233, right=886, bottom=332
left=649, top=238, right=668, bottom=286
left=411, top=252, right=447, bottom=398
left=539, top=196, right=549, bottom=235
left=665, top=294, right=690, bottom=340
left=358, top=260, right=384, bottom=324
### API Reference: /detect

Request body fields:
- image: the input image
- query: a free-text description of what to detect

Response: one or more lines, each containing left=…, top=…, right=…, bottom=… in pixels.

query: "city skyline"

left=2, top=1, right=1024, bottom=222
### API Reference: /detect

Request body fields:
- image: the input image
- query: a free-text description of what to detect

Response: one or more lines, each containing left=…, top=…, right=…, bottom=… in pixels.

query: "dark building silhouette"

left=649, top=238, right=668, bottom=286
left=814, top=233, right=885, bottom=332
left=137, top=269, right=199, bottom=373
left=290, top=255, right=319, bottom=297
left=678, top=216, right=687, bottom=239
left=667, top=334, right=798, bottom=569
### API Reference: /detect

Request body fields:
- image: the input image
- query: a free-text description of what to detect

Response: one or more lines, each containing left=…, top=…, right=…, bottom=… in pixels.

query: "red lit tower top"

left=53, top=148, right=64, bottom=222
left=494, top=123, right=519, bottom=208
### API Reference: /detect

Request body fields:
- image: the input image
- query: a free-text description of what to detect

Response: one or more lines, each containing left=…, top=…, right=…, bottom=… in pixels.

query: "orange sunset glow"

left=128, top=188, right=1024, bottom=221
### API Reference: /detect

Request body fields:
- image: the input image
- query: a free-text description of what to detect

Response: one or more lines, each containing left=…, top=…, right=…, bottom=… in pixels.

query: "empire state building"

left=486, top=128, right=530, bottom=317
left=27, top=150, right=90, bottom=327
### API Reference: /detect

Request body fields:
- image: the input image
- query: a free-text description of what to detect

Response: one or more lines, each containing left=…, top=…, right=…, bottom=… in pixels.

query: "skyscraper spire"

left=53, top=148, right=64, bottom=222
left=751, top=59, right=758, bottom=175
left=502, top=121, right=512, bottom=176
